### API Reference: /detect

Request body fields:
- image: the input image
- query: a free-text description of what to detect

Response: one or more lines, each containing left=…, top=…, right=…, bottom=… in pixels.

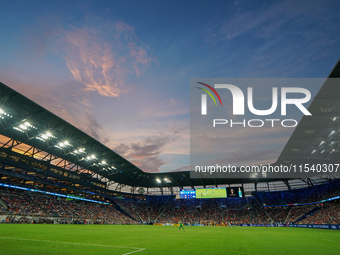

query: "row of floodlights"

left=311, top=130, right=337, bottom=155
left=14, top=121, right=37, bottom=133
left=0, top=108, right=12, bottom=119
left=156, top=178, right=172, bottom=184
left=9, top=118, right=117, bottom=171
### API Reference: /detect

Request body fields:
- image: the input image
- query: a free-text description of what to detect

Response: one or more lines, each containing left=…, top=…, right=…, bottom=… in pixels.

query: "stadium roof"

left=276, top=59, right=340, bottom=165
left=0, top=59, right=339, bottom=188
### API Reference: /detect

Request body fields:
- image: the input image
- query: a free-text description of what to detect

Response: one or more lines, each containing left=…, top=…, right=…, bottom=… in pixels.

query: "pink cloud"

left=62, top=21, right=154, bottom=97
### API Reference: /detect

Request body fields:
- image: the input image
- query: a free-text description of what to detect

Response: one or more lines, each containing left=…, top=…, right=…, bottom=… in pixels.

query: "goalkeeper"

left=179, top=221, right=185, bottom=232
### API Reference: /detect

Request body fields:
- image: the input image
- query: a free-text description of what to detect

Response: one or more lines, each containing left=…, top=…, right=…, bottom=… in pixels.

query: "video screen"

left=196, top=188, right=227, bottom=199
left=227, top=187, right=244, bottom=197
left=180, top=189, right=196, bottom=199
left=179, top=187, right=244, bottom=199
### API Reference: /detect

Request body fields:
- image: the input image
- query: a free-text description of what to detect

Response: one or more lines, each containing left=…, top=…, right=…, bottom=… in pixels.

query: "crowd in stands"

left=0, top=188, right=136, bottom=224
left=299, top=203, right=340, bottom=225
left=0, top=180, right=339, bottom=225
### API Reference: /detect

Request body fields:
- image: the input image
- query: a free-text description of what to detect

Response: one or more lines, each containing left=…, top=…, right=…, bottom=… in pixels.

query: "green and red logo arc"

left=197, top=82, right=222, bottom=106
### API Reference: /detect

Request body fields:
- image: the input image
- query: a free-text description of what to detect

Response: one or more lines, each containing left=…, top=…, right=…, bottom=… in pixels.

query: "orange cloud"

left=62, top=21, right=153, bottom=97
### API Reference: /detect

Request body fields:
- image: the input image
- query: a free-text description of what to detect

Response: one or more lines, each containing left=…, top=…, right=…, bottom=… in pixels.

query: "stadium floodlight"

left=319, top=141, right=325, bottom=146
left=13, top=127, right=25, bottom=133
left=101, top=160, right=107, bottom=165
left=74, top=148, right=85, bottom=154
left=0, top=108, right=12, bottom=119
left=86, top=154, right=96, bottom=160
left=40, top=131, right=54, bottom=140
left=311, top=149, right=317, bottom=154
left=57, top=140, right=71, bottom=148
left=15, top=121, right=37, bottom=132
left=163, top=178, right=172, bottom=183
left=332, top=117, right=337, bottom=121
left=19, top=124, right=28, bottom=130
left=329, top=130, right=336, bottom=137
left=156, top=178, right=162, bottom=183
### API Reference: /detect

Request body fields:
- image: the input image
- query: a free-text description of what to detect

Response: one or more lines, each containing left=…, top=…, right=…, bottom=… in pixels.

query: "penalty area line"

left=0, top=237, right=145, bottom=254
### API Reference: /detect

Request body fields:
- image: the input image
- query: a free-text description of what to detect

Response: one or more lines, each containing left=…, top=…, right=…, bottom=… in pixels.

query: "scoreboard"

left=180, top=189, right=196, bottom=199
left=180, top=187, right=244, bottom=199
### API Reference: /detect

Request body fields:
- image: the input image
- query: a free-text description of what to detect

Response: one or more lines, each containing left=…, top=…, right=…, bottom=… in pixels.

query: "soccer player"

left=179, top=221, right=185, bottom=232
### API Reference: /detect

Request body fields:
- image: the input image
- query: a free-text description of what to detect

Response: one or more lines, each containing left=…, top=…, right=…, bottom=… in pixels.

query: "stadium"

left=1, top=1, right=340, bottom=255
left=0, top=63, right=340, bottom=254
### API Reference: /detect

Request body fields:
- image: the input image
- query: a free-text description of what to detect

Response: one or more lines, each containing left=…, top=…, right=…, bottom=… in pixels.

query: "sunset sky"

left=1, top=0, right=340, bottom=173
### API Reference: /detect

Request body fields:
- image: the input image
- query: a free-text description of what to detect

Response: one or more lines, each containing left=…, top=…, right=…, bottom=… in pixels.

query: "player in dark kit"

left=179, top=221, right=185, bottom=232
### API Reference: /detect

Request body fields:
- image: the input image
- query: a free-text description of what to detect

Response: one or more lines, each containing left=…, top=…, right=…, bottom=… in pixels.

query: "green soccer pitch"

left=0, top=224, right=339, bottom=255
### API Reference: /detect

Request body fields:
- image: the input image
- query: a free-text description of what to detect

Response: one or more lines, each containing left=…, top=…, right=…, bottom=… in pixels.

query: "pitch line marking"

left=0, top=237, right=145, bottom=254
left=323, top=239, right=339, bottom=243
left=122, top=249, right=145, bottom=255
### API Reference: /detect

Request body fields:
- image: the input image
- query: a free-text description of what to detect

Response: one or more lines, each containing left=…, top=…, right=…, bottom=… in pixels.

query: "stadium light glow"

left=15, top=120, right=37, bottom=132
left=156, top=178, right=161, bottom=183
left=329, top=130, right=336, bottom=136
left=19, top=124, right=27, bottom=130
left=0, top=108, right=12, bottom=119
left=74, top=148, right=85, bottom=154
left=58, top=142, right=65, bottom=147
left=57, top=140, right=71, bottom=148
left=163, top=178, right=172, bottom=183
left=311, top=149, right=317, bottom=154
left=332, top=116, right=337, bottom=121
left=13, top=127, right=25, bottom=133
left=319, top=141, right=325, bottom=146
left=86, top=154, right=96, bottom=160
left=38, top=131, right=55, bottom=141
